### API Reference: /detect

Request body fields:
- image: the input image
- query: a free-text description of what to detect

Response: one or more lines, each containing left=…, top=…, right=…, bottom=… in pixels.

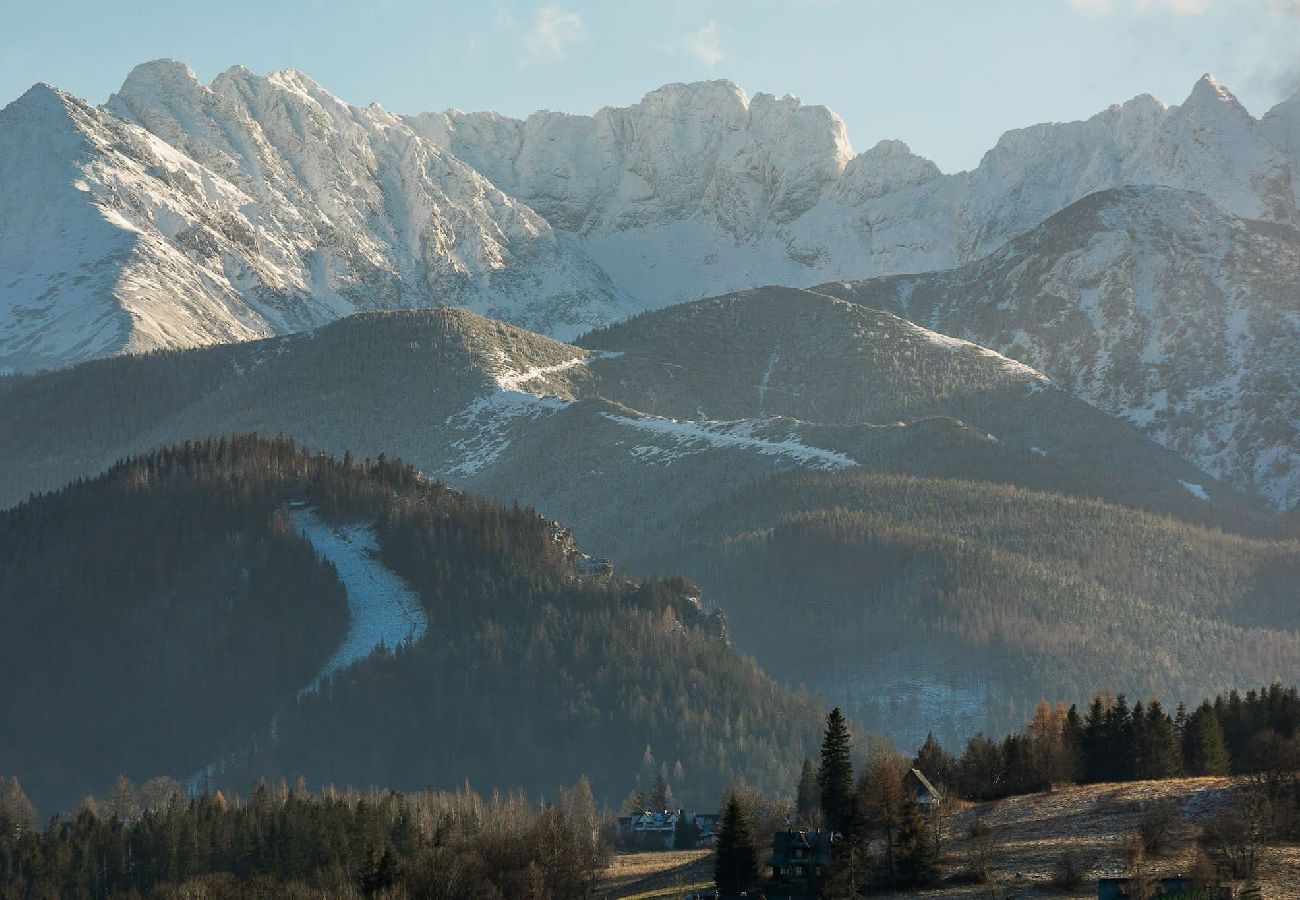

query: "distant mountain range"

left=2, top=63, right=1297, bottom=510
left=4, top=301, right=1295, bottom=747
left=3, top=63, right=1300, bottom=767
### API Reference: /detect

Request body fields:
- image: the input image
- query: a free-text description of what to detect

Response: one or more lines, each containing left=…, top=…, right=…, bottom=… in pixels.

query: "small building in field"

left=767, top=830, right=836, bottom=899
left=905, top=768, right=943, bottom=808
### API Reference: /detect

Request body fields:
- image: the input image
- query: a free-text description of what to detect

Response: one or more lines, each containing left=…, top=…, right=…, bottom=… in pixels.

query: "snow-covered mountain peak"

left=1178, top=72, right=1254, bottom=129
left=1187, top=72, right=1238, bottom=104
left=2, top=82, right=83, bottom=124
left=632, top=78, right=750, bottom=118
left=833, top=139, right=942, bottom=202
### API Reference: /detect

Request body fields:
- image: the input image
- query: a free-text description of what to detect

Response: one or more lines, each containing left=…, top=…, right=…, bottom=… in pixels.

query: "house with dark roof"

left=614, top=809, right=719, bottom=850
left=905, top=768, right=943, bottom=808
left=767, top=830, right=837, bottom=898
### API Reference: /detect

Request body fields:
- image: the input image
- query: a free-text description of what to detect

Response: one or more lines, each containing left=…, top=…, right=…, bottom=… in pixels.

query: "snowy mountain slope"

left=818, top=187, right=1300, bottom=510
left=1261, top=89, right=1300, bottom=205
left=3, top=303, right=1290, bottom=745
left=3, top=64, right=1297, bottom=374
left=411, top=74, right=1297, bottom=307
left=0, top=302, right=1270, bottom=537
left=0, top=84, right=281, bottom=372
left=0, top=63, right=637, bottom=373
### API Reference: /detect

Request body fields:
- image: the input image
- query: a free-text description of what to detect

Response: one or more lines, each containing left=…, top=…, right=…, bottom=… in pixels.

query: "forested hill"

left=0, top=436, right=822, bottom=815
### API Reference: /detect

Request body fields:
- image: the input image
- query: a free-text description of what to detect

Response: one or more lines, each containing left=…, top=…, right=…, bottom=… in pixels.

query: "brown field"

left=927, top=776, right=1299, bottom=898
left=598, top=849, right=714, bottom=899
left=599, top=778, right=1300, bottom=898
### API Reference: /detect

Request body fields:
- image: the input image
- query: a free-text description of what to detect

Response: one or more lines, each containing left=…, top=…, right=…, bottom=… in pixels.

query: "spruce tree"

left=1063, top=704, right=1086, bottom=783
left=895, top=793, right=940, bottom=888
left=1138, top=701, right=1182, bottom=779
left=715, top=793, right=759, bottom=896
left=1083, top=695, right=1109, bottom=782
left=818, top=708, right=856, bottom=838
left=795, top=758, right=821, bottom=826
left=912, top=732, right=954, bottom=788
left=1184, top=703, right=1231, bottom=776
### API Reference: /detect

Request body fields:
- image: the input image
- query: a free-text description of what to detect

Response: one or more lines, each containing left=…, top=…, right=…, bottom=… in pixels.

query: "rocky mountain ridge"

left=818, top=186, right=1300, bottom=510
left=4, top=63, right=1299, bottom=376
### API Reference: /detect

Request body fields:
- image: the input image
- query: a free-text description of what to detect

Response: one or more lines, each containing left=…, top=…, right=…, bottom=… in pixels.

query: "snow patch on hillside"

left=290, top=507, right=426, bottom=694
left=443, top=350, right=619, bottom=475
left=603, top=413, right=857, bottom=470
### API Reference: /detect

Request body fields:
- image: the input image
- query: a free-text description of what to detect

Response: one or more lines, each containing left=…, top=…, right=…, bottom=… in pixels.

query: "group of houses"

left=614, top=809, right=721, bottom=850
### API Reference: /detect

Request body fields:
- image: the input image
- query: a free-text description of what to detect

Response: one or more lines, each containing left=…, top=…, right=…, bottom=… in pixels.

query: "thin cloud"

left=1067, top=0, right=1213, bottom=13
left=522, top=6, right=586, bottom=64
left=685, top=22, right=724, bottom=67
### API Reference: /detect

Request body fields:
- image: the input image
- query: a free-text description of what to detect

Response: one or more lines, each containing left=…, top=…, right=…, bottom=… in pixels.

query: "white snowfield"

left=289, top=507, right=427, bottom=695
left=602, top=413, right=858, bottom=471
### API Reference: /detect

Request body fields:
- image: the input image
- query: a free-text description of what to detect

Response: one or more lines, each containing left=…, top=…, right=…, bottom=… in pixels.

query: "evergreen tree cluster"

left=0, top=775, right=605, bottom=899
left=943, top=685, right=1300, bottom=803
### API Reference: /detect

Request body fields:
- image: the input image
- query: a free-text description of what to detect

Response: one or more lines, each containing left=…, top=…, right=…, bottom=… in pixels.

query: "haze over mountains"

left=2, top=59, right=1300, bottom=800
left=3, top=61, right=1298, bottom=512
left=3, top=299, right=1296, bottom=752
left=3, top=62, right=1298, bottom=371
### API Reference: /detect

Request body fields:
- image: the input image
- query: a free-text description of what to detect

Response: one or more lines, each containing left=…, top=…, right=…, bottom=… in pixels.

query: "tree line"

left=0, top=775, right=604, bottom=899
left=713, top=683, right=1300, bottom=895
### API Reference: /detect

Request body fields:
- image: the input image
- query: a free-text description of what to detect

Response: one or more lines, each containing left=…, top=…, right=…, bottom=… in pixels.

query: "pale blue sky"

left=2, top=0, right=1298, bottom=172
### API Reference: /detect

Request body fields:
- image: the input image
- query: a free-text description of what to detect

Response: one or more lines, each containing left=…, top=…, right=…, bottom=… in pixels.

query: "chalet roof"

left=768, top=830, right=835, bottom=866
left=908, top=768, right=942, bottom=800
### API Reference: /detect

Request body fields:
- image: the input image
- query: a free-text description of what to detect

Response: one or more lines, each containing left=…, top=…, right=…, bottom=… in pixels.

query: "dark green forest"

left=0, top=436, right=823, bottom=816
left=648, top=467, right=1300, bottom=744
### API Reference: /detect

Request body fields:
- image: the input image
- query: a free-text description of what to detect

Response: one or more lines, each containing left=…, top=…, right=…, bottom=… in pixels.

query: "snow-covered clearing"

left=444, top=350, right=619, bottom=475
left=290, top=507, right=427, bottom=695
left=1179, top=479, right=1210, bottom=501
left=602, top=413, right=857, bottom=470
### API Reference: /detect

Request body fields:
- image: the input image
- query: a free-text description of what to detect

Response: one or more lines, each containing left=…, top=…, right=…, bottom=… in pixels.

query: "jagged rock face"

left=957, top=77, right=1297, bottom=259
left=413, top=73, right=1298, bottom=306
left=1261, top=89, right=1300, bottom=205
left=3, top=64, right=1300, bottom=512
left=0, top=62, right=636, bottom=372
left=820, top=187, right=1300, bottom=511
left=4, top=64, right=1299, bottom=375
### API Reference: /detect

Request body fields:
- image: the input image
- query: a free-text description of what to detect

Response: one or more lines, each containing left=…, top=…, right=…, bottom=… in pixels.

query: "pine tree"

left=795, top=758, right=821, bottom=826
left=1112, top=696, right=1137, bottom=781
left=912, top=732, right=955, bottom=789
left=895, top=793, right=940, bottom=888
left=650, top=771, right=672, bottom=811
left=1138, top=701, right=1182, bottom=779
left=1184, top=702, right=1231, bottom=776
left=1063, top=704, right=1086, bottom=783
left=715, top=793, right=759, bottom=896
left=1083, top=694, right=1110, bottom=783
left=0, top=776, right=36, bottom=838
left=818, top=708, right=856, bottom=838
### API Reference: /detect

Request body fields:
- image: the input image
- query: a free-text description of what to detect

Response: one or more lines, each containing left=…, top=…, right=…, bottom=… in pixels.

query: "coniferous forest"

left=0, top=436, right=823, bottom=818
